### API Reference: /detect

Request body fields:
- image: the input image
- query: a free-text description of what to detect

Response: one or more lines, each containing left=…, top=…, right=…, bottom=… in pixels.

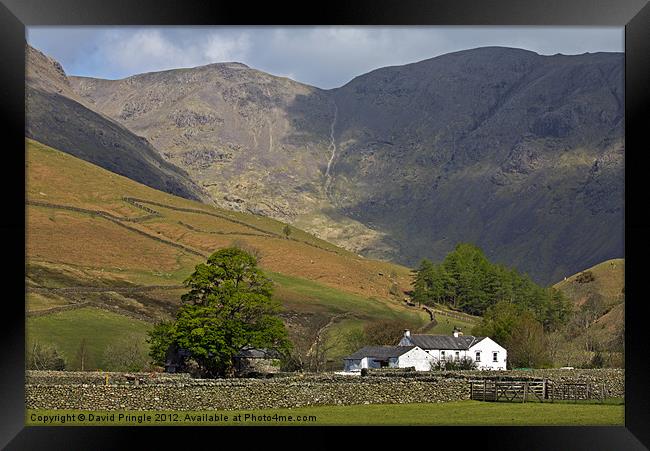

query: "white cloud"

left=27, top=26, right=623, bottom=87
left=85, top=29, right=251, bottom=77
left=203, top=32, right=251, bottom=62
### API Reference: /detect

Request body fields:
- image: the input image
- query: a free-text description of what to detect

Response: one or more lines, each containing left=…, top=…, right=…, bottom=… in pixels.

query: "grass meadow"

left=27, top=399, right=624, bottom=426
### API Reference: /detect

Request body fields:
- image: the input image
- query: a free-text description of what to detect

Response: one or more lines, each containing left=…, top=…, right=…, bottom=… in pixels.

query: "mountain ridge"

left=27, top=44, right=624, bottom=285
left=25, top=45, right=210, bottom=203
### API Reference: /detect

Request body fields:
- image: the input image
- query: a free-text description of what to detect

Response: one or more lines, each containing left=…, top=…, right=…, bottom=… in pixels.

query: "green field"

left=27, top=307, right=152, bottom=371
left=270, top=271, right=427, bottom=323
left=26, top=400, right=624, bottom=426
left=425, top=315, right=477, bottom=335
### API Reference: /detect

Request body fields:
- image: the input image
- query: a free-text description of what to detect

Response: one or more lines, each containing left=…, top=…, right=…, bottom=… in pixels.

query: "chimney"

left=404, top=329, right=411, bottom=338
left=453, top=326, right=462, bottom=338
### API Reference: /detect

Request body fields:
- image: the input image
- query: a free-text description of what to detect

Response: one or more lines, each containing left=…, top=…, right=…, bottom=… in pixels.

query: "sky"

left=26, top=26, right=624, bottom=89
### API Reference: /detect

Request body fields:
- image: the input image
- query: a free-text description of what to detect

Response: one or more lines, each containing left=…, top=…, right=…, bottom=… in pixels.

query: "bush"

left=27, top=342, right=66, bottom=371
left=576, top=271, right=596, bottom=284
left=429, top=356, right=477, bottom=371
left=230, top=239, right=262, bottom=262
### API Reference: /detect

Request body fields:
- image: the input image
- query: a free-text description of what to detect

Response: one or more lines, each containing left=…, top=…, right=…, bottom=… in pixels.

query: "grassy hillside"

left=27, top=307, right=151, bottom=371
left=26, top=138, right=430, bottom=371
left=553, top=259, right=624, bottom=308
left=551, top=259, right=624, bottom=368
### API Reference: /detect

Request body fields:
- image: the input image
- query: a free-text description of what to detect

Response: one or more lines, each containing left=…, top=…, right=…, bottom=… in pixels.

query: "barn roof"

left=235, top=346, right=280, bottom=359
left=344, top=345, right=416, bottom=360
left=407, top=335, right=486, bottom=350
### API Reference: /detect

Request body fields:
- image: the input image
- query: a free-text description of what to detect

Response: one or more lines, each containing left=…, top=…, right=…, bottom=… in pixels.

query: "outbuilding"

left=343, top=345, right=433, bottom=372
left=233, top=346, right=282, bottom=377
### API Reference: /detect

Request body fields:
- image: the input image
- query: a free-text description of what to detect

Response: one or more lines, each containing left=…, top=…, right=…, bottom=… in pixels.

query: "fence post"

left=522, top=381, right=526, bottom=403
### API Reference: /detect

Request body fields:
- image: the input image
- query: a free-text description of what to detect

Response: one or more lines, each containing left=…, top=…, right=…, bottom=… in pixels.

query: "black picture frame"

left=2, top=0, right=648, bottom=448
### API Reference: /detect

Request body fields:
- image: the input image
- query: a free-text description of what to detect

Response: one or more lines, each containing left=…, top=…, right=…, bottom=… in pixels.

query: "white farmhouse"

left=398, top=329, right=507, bottom=370
left=343, top=345, right=433, bottom=372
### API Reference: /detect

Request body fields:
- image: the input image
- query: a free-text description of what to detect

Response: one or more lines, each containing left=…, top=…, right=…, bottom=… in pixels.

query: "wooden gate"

left=470, top=379, right=545, bottom=402
left=470, top=379, right=609, bottom=403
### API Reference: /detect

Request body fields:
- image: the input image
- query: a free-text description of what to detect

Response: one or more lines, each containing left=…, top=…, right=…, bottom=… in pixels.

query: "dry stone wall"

left=26, top=371, right=469, bottom=410
left=367, top=368, right=624, bottom=397
left=25, top=369, right=623, bottom=410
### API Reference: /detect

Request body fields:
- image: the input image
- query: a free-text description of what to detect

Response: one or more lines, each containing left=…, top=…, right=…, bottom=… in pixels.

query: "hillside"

left=26, top=138, right=430, bottom=370
left=551, top=259, right=624, bottom=367
left=554, top=259, right=624, bottom=308
left=60, top=46, right=624, bottom=285
left=25, top=45, right=208, bottom=203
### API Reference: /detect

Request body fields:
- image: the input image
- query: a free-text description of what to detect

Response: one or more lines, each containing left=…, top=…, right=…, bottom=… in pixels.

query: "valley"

left=26, top=138, right=432, bottom=371
left=24, top=42, right=624, bottom=373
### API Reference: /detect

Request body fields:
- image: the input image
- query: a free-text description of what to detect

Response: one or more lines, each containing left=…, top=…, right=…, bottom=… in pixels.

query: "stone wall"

left=25, top=369, right=623, bottom=411
left=26, top=370, right=192, bottom=386
left=366, top=368, right=624, bottom=397
left=26, top=371, right=470, bottom=411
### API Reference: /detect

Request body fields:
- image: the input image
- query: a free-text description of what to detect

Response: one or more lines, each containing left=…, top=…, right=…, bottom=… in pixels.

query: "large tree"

left=473, top=302, right=551, bottom=368
left=148, top=248, right=291, bottom=377
left=505, top=312, right=551, bottom=368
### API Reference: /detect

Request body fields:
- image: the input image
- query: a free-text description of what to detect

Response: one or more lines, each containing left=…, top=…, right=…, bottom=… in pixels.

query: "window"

left=455, top=351, right=460, bottom=361
left=493, top=352, right=498, bottom=362
left=440, top=351, right=446, bottom=361
left=475, top=351, right=481, bottom=362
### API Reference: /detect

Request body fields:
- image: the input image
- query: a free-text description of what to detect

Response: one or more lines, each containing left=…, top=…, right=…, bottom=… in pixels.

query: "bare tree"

left=28, top=341, right=66, bottom=370
left=103, top=334, right=151, bottom=372
left=75, top=338, right=89, bottom=371
left=363, top=320, right=410, bottom=346
left=343, top=328, right=366, bottom=354
left=306, top=332, right=340, bottom=372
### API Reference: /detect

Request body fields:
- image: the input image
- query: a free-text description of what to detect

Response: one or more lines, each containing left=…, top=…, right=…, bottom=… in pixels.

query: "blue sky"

left=27, top=26, right=624, bottom=89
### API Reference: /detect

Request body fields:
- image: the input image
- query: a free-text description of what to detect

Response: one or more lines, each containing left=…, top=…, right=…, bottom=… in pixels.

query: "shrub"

left=576, top=271, right=596, bottom=284
left=429, top=356, right=477, bottom=371
left=230, top=239, right=262, bottom=262
left=27, top=342, right=66, bottom=371
left=282, top=224, right=292, bottom=239
left=103, top=333, right=151, bottom=372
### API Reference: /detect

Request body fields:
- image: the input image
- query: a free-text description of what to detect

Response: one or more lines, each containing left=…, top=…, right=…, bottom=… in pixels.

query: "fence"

left=469, top=379, right=610, bottom=403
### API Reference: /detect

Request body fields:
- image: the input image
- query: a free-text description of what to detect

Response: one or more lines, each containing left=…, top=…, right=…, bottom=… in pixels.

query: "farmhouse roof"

left=344, top=345, right=416, bottom=360
left=407, top=335, right=486, bottom=350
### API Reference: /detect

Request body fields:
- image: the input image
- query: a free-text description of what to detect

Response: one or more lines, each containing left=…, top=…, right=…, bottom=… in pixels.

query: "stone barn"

left=233, top=346, right=282, bottom=377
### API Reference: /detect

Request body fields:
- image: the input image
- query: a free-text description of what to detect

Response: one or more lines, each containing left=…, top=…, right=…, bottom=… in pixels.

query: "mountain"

left=25, top=45, right=208, bottom=203
left=70, top=61, right=333, bottom=216
left=329, top=47, right=624, bottom=285
left=30, top=45, right=623, bottom=285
